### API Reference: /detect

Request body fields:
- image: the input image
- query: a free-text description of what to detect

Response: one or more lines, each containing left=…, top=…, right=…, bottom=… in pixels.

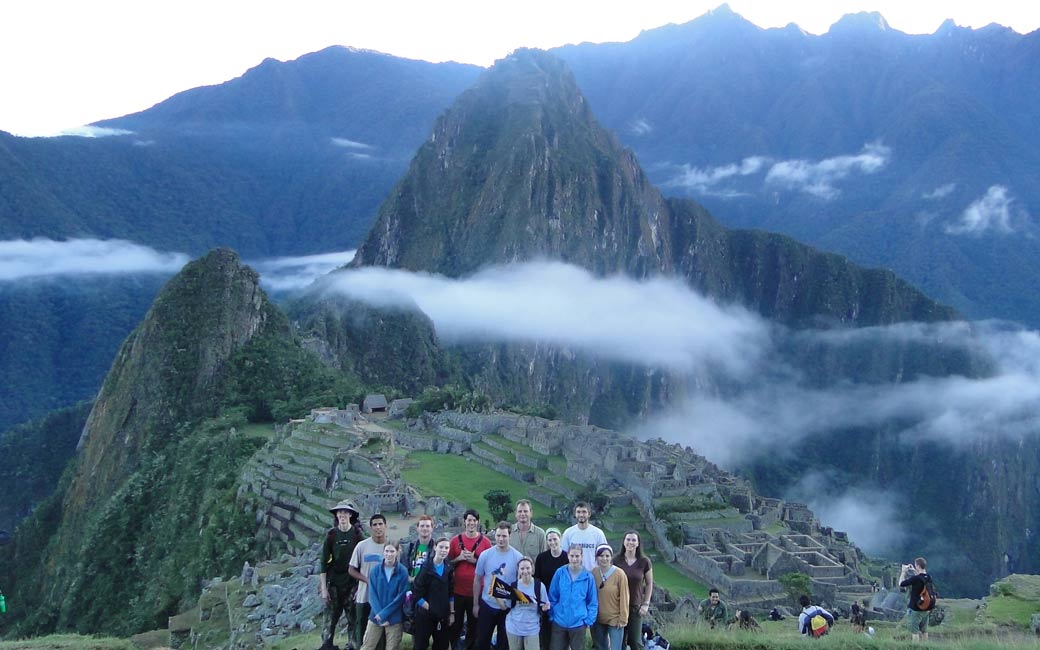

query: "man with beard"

left=560, top=502, right=607, bottom=572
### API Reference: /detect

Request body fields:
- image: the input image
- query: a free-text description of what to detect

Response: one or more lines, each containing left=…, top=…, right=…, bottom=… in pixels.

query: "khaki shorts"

left=907, top=609, right=929, bottom=634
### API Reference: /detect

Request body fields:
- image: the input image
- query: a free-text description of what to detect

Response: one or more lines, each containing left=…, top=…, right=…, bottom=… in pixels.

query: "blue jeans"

left=591, top=624, right=624, bottom=650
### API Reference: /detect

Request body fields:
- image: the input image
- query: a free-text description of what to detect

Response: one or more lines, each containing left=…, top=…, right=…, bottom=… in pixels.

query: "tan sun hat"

left=329, top=499, right=360, bottom=516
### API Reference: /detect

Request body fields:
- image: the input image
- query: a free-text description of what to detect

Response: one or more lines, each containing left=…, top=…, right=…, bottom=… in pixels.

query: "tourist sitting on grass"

left=699, top=589, right=727, bottom=629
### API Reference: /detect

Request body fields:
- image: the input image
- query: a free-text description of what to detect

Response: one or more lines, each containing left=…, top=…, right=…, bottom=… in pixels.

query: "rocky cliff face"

left=352, top=49, right=954, bottom=327
left=64, top=248, right=272, bottom=515
left=352, top=50, right=675, bottom=278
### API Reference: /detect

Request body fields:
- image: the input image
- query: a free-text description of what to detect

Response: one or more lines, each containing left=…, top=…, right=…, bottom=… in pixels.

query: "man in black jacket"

left=899, top=557, right=933, bottom=642
left=321, top=500, right=364, bottom=650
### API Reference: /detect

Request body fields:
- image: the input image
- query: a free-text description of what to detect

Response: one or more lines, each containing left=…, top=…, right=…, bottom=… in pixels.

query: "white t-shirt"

left=560, top=524, right=607, bottom=572
left=350, top=537, right=386, bottom=603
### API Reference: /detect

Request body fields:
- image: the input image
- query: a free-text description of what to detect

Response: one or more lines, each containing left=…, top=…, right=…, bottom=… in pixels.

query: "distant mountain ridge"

left=0, top=47, right=481, bottom=257
left=553, top=5, right=1040, bottom=324
left=3, top=12, right=1037, bottom=323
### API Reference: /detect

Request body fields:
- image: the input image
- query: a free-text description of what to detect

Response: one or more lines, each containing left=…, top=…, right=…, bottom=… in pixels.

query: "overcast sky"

left=1, top=1, right=1038, bottom=136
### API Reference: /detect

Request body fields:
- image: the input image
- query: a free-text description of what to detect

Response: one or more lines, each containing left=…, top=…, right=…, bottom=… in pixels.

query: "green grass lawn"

left=472, top=441, right=529, bottom=472
left=401, top=451, right=552, bottom=516
left=982, top=594, right=1037, bottom=628
left=648, top=552, right=710, bottom=599
left=239, top=421, right=276, bottom=440
left=485, top=433, right=550, bottom=458
left=0, top=636, right=134, bottom=650
left=667, top=620, right=1040, bottom=650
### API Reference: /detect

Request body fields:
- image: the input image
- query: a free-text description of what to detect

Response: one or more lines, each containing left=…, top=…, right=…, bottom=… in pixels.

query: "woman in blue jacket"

left=362, top=543, right=411, bottom=650
left=548, top=546, right=598, bottom=650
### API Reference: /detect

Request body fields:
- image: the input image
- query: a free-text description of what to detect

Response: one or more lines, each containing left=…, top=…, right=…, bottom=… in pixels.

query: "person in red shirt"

left=448, top=509, right=492, bottom=650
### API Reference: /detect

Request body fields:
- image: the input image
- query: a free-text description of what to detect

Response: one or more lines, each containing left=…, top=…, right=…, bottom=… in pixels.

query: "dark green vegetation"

left=0, top=250, right=361, bottom=637
left=0, top=276, right=164, bottom=430
left=0, top=402, right=90, bottom=533
left=777, top=573, right=814, bottom=607
left=483, top=489, right=513, bottom=523
left=403, top=385, right=492, bottom=418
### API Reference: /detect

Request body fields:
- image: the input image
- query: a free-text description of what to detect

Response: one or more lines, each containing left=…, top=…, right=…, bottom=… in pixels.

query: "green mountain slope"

left=0, top=249, right=360, bottom=636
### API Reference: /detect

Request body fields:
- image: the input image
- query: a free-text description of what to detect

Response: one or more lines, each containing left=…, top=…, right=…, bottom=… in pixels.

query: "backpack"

left=454, top=533, right=485, bottom=553
left=804, top=608, right=829, bottom=637
left=917, top=576, right=938, bottom=611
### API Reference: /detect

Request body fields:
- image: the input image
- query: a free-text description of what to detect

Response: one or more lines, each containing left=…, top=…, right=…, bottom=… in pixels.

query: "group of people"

left=318, top=500, right=654, bottom=650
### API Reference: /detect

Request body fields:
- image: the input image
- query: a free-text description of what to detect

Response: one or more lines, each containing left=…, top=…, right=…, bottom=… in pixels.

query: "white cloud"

left=0, top=238, right=189, bottom=281
left=323, top=261, right=770, bottom=377
left=922, top=182, right=956, bottom=200
left=665, top=156, right=768, bottom=196
left=330, top=137, right=374, bottom=150
left=53, top=126, right=134, bottom=138
left=323, top=261, right=1038, bottom=474
left=764, top=142, right=890, bottom=199
left=249, top=250, right=356, bottom=292
left=945, top=185, right=1017, bottom=235
left=634, top=320, right=1040, bottom=465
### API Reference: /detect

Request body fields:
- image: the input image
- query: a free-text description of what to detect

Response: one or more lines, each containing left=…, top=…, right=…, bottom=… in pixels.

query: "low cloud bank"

left=636, top=320, right=1040, bottom=466
left=327, top=261, right=1038, bottom=476
left=0, top=238, right=189, bottom=281
left=250, top=250, right=356, bottom=292
left=666, top=142, right=890, bottom=199
left=325, top=262, right=770, bottom=376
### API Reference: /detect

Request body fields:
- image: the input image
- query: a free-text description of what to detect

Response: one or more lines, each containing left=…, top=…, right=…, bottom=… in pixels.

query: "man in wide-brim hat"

left=320, top=499, right=364, bottom=650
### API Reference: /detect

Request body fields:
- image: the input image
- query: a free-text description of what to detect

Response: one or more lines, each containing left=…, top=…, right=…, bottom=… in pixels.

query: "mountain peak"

left=350, top=51, right=672, bottom=277
left=67, top=248, right=272, bottom=511
left=829, top=11, right=893, bottom=35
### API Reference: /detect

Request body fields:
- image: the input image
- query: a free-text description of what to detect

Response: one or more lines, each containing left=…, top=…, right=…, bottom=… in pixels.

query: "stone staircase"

left=241, top=422, right=380, bottom=552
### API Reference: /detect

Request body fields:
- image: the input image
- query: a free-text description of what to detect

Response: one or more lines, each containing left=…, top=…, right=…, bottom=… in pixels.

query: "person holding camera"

left=899, top=557, right=934, bottom=643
